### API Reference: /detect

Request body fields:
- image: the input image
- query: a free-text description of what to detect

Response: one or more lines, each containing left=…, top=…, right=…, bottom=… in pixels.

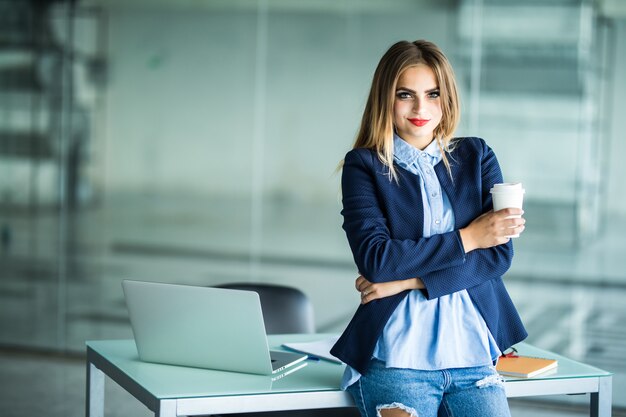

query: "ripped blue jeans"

left=346, top=359, right=510, bottom=417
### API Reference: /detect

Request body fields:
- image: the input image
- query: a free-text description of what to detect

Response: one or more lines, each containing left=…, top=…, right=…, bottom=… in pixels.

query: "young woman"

left=330, top=40, right=528, bottom=417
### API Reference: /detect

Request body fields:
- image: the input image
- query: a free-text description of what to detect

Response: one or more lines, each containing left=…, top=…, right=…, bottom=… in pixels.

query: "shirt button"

left=421, top=153, right=427, bottom=158
left=435, top=220, right=441, bottom=224
left=431, top=192, right=438, bottom=197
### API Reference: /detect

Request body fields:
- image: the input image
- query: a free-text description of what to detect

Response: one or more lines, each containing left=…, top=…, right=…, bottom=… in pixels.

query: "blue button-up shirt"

left=341, top=135, right=501, bottom=389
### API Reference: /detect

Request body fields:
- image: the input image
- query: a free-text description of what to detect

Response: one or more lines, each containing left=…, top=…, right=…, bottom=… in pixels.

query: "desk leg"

left=590, top=377, right=612, bottom=417
left=86, top=362, right=105, bottom=417
left=156, top=399, right=178, bottom=417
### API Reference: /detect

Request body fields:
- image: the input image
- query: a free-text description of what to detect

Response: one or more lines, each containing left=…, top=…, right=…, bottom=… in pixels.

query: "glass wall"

left=0, top=2, right=107, bottom=349
left=1, top=0, right=625, bottom=409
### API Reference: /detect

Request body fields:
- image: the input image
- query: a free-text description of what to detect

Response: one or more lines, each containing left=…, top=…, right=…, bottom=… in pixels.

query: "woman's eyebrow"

left=395, top=86, right=440, bottom=93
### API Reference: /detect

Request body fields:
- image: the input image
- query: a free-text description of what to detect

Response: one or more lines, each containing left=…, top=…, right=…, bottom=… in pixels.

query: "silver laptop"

left=122, top=280, right=308, bottom=376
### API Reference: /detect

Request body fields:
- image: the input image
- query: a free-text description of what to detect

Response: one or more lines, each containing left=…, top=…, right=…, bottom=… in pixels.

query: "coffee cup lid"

left=490, top=183, right=525, bottom=193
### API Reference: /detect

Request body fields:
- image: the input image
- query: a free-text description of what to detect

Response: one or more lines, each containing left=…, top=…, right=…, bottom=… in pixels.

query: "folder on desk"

left=496, top=355, right=558, bottom=378
left=282, top=336, right=342, bottom=364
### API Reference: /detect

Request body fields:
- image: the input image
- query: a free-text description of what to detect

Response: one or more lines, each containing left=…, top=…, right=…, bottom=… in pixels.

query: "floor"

left=0, top=194, right=624, bottom=416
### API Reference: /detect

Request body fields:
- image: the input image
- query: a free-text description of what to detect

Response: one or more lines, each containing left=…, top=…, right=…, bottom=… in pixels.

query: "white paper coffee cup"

left=490, top=182, right=525, bottom=238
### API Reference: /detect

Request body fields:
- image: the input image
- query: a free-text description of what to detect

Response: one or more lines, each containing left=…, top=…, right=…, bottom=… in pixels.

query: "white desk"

left=86, top=334, right=612, bottom=417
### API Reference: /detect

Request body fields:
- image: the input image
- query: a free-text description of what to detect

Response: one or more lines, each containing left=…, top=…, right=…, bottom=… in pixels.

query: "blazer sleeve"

left=341, top=149, right=468, bottom=282
left=419, top=140, right=514, bottom=299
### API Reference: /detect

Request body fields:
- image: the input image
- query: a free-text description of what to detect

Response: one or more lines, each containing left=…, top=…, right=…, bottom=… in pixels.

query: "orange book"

left=496, top=355, right=558, bottom=378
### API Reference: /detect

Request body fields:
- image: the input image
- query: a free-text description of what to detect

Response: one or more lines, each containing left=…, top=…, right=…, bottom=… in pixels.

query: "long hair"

left=351, top=40, right=460, bottom=180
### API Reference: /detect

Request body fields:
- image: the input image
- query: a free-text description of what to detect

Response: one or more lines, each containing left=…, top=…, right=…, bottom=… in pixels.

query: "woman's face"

left=393, top=64, right=442, bottom=149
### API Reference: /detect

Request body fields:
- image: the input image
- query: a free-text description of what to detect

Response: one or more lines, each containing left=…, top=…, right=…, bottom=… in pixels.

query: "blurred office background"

left=1, top=0, right=625, bottom=415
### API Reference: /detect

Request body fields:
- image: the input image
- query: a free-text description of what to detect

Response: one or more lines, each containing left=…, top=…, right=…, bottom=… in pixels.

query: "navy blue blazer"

left=330, top=137, right=527, bottom=374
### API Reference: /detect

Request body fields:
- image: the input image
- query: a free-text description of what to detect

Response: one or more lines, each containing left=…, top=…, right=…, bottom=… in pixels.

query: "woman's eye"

left=396, top=91, right=413, bottom=100
left=428, top=91, right=440, bottom=99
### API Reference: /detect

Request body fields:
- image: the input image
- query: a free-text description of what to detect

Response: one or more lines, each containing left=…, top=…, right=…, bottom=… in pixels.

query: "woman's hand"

left=355, top=275, right=424, bottom=304
left=459, top=208, right=525, bottom=253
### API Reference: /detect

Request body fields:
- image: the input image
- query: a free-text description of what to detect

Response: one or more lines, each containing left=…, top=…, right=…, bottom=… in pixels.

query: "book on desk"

left=496, top=352, right=558, bottom=378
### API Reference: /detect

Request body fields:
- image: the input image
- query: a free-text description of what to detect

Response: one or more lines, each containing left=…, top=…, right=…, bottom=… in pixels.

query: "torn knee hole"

left=475, top=373, right=505, bottom=389
left=376, top=402, right=418, bottom=417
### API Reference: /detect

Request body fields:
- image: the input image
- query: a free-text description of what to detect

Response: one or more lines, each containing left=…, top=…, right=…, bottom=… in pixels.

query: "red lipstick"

left=409, top=118, right=429, bottom=127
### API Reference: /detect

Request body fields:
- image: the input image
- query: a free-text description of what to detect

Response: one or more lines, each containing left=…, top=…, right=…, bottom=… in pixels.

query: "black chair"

left=214, top=282, right=315, bottom=334
left=212, top=282, right=360, bottom=417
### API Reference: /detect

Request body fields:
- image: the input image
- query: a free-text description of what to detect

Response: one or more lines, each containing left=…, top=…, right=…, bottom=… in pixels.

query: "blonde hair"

left=351, top=40, right=460, bottom=180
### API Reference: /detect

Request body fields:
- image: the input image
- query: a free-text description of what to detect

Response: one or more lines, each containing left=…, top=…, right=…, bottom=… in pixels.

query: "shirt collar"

left=393, top=133, right=442, bottom=166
